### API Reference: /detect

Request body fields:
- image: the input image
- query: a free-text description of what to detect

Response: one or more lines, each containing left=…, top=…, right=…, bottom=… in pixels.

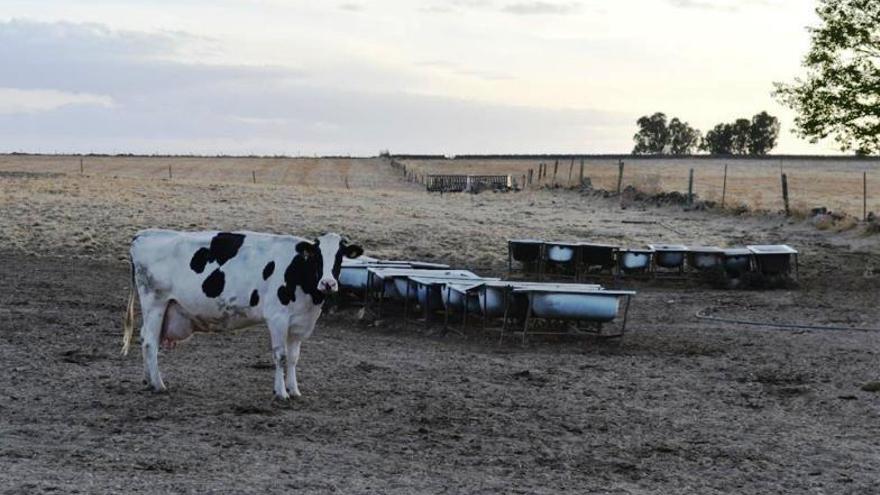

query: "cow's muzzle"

left=317, top=278, right=339, bottom=294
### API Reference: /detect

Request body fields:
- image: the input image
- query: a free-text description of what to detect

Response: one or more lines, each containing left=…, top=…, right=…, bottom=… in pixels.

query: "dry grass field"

left=2, top=154, right=880, bottom=494
left=401, top=157, right=880, bottom=217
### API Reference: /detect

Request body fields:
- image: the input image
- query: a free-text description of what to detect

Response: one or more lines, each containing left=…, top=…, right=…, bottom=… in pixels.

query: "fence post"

left=781, top=173, right=790, bottom=216
left=553, top=160, right=558, bottom=185
left=80, top=158, right=83, bottom=175
left=528, top=169, right=533, bottom=186
left=522, top=174, right=526, bottom=189
left=616, top=160, right=624, bottom=195
left=579, top=158, right=584, bottom=186
left=168, top=164, right=172, bottom=180
left=568, top=158, right=573, bottom=187
left=721, top=164, right=728, bottom=209
left=687, top=168, right=694, bottom=207
left=252, top=171, right=256, bottom=184
left=864, top=171, right=868, bottom=221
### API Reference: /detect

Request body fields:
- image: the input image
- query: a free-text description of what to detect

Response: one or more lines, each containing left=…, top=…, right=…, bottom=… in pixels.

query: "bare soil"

left=1, top=156, right=880, bottom=494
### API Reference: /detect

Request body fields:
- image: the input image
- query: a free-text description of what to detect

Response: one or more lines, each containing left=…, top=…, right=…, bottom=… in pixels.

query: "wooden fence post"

left=80, top=158, right=83, bottom=175
left=252, top=171, right=256, bottom=184
left=528, top=169, right=533, bottom=186
left=687, top=168, right=694, bottom=206
left=864, top=171, right=868, bottom=221
left=168, top=164, right=172, bottom=180
left=578, top=158, right=584, bottom=186
left=568, top=158, right=573, bottom=187
left=721, top=164, right=728, bottom=208
left=522, top=174, right=526, bottom=189
left=781, top=173, right=790, bottom=216
left=616, top=160, right=624, bottom=195
left=553, top=160, right=558, bottom=185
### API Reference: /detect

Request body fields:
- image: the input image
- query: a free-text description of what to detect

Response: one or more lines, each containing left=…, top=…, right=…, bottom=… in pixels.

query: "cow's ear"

left=295, top=241, right=318, bottom=256
left=343, top=244, right=364, bottom=259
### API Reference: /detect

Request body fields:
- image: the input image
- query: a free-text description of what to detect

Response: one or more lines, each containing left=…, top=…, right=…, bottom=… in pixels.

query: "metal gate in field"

left=426, top=174, right=512, bottom=193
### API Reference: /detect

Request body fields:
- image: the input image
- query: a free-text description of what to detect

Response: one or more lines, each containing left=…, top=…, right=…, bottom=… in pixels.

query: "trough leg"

left=620, top=295, right=633, bottom=337
left=522, top=293, right=534, bottom=345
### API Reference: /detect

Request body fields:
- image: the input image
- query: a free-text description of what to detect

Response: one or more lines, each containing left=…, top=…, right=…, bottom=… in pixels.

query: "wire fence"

left=401, top=157, right=880, bottom=218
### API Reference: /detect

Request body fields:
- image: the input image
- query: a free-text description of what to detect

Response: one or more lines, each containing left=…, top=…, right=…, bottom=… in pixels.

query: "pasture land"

left=1, top=154, right=879, bottom=494
left=400, top=157, right=880, bottom=218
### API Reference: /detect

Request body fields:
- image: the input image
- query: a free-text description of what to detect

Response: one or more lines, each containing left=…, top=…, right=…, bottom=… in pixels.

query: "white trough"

left=747, top=245, right=799, bottom=278
left=686, top=246, right=724, bottom=271
left=648, top=244, right=689, bottom=270
left=617, top=248, right=653, bottom=274
left=722, top=248, right=753, bottom=277
left=514, top=286, right=636, bottom=342
left=340, top=259, right=450, bottom=292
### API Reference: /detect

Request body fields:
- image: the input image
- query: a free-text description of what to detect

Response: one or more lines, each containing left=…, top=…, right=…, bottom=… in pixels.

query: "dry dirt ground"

left=1, top=156, right=880, bottom=494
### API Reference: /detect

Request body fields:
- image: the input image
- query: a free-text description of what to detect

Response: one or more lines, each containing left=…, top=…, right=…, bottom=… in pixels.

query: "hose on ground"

left=695, top=308, right=880, bottom=333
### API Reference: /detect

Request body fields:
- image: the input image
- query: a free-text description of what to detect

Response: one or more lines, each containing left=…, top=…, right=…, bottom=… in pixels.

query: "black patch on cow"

left=262, top=261, right=275, bottom=280
left=250, top=289, right=260, bottom=307
left=190, top=247, right=211, bottom=274
left=210, top=233, right=246, bottom=265
left=282, top=253, right=325, bottom=305
left=202, top=269, right=225, bottom=298
left=277, top=286, right=292, bottom=305
left=189, top=232, right=246, bottom=274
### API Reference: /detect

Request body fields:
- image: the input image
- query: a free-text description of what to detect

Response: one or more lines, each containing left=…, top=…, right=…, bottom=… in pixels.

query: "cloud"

left=415, top=60, right=515, bottom=81
left=0, top=88, right=113, bottom=114
left=666, top=0, right=774, bottom=12
left=338, top=2, right=364, bottom=12
left=500, top=1, right=581, bottom=15
left=0, top=19, right=627, bottom=155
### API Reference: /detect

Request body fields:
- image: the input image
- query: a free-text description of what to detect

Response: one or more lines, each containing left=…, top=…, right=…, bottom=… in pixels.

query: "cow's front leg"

left=286, top=335, right=302, bottom=398
left=267, top=318, right=289, bottom=400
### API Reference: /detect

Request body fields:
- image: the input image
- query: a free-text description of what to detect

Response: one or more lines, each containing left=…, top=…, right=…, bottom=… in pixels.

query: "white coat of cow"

left=122, top=229, right=363, bottom=399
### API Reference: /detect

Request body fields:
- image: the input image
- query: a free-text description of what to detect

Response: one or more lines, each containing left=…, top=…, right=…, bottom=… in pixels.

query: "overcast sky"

left=0, top=0, right=831, bottom=155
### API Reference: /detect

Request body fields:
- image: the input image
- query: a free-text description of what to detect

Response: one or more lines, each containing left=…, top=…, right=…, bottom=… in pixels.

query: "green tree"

left=632, top=112, right=670, bottom=154
left=668, top=118, right=702, bottom=154
left=731, top=118, right=752, bottom=155
left=748, top=111, right=781, bottom=155
left=702, top=123, right=735, bottom=155
left=774, top=0, right=880, bottom=154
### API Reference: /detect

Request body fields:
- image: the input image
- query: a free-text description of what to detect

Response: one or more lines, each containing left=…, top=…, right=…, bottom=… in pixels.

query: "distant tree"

left=668, top=118, right=702, bottom=154
left=748, top=111, right=781, bottom=155
left=731, top=118, right=752, bottom=155
left=774, top=0, right=880, bottom=155
left=701, top=112, right=781, bottom=155
left=702, top=123, right=735, bottom=155
left=632, top=112, right=670, bottom=154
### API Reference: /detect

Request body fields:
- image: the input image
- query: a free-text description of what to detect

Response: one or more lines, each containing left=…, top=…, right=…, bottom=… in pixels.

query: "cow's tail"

left=122, top=255, right=136, bottom=356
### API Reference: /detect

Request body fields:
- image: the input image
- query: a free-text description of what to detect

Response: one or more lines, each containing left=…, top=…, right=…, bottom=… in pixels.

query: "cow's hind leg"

left=286, top=334, right=302, bottom=398
left=267, top=317, right=289, bottom=400
left=140, top=304, right=167, bottom=392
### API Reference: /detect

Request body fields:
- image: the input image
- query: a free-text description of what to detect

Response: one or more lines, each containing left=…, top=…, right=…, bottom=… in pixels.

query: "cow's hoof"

left=287, top=389, right=302, bottom=399
left=273, top=391, right=290, bottom=401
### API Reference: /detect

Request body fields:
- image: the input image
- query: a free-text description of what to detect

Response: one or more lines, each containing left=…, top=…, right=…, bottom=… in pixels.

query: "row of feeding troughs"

left=338, top=257, right=636, bottom=342
left=507, top=240, right=800, bottom=281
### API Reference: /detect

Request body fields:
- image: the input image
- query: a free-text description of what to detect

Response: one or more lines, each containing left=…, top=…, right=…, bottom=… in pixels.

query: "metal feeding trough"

left=513, top=286, right=636, bottom=343
left=542, top=241, right=582, bottom=280
left=722, top=248, right=753, bottom=278
left=339, top=259, right=450, bottom=292
left=507, top=239, right=544, bottom=276
left=648, top=244, right=689, bottom=272
left=617, top=248, right=653, bottom=275
left=747, top=245, right=799, bottom=278
left=364, top=268, right=481, bottom=318
left=686, top=246, right=725, bottom=271
left=579, top=243, right=618, bottom=274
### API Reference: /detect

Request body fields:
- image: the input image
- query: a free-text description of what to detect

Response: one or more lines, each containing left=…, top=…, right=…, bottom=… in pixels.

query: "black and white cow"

left=122, top=229, right=363, bottom=399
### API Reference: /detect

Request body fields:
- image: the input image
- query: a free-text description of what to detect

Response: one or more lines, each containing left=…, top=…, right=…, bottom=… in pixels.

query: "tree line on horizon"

left=632, top=111, right=780, bottom=156
left=635, top=0, right=879, bottom=157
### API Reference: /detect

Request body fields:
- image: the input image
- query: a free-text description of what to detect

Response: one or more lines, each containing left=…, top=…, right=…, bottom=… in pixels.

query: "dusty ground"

left=1, top=156, right=880, bottom=493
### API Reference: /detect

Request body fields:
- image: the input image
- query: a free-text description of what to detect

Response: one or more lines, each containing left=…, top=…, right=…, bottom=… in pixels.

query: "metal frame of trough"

left=426, top=174, right=512, bottom=193
left=512, top=287, right=636, bottom=344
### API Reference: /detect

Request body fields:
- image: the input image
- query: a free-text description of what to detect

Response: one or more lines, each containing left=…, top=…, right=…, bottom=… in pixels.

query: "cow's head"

left=295, top=233, right=363, bottom=294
